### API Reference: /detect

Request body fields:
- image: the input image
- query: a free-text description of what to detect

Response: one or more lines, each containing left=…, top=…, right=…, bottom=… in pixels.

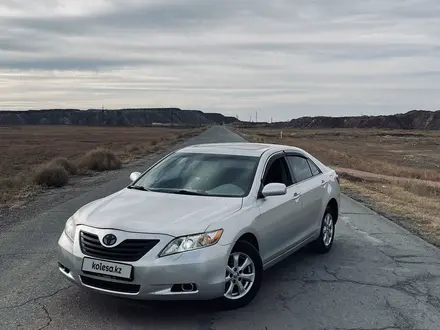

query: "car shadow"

left=82, top=243, right=331, bottom=319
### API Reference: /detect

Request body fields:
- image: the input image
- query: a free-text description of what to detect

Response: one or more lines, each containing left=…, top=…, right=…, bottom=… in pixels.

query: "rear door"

left=285, top=154, right=325, bottom=240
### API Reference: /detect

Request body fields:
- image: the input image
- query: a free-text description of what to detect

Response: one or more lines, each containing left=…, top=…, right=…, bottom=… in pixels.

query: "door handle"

left=321, top=180, right=327, bottom=186
left=293, top=192, right=300, bottom=200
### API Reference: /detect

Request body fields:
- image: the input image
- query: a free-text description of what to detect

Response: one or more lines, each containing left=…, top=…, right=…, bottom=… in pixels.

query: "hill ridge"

left=0, top=108, right=439, bottom=130
left=284, top=109, right=440, bottom=130
left=0, top=108, right=238, bottom=126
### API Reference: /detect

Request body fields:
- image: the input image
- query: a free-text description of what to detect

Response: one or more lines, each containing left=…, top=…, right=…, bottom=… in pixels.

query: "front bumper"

left=58, top=225, right=231, bottom=300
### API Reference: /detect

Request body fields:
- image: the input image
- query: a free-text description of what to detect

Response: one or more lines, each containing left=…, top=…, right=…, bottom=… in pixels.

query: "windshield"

left=131, top=152, right=259, bottom=197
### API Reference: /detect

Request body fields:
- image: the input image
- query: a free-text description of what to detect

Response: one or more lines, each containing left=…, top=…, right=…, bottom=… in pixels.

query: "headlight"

left=64, top=216, right=76, bottom=242
left=159, top=229, right=223, bottom=257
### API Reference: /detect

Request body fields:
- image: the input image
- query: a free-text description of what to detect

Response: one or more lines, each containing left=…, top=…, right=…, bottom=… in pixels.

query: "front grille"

left=81, top=275, right=140, bottom=293
left=80, top=231, right=159, bottom=262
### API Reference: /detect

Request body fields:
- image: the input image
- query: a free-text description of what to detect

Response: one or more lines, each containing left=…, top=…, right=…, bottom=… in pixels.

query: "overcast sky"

left=1, top=0, right=439, bottom=121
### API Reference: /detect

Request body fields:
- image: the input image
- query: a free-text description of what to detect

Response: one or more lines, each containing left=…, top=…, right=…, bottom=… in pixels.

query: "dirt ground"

left=236, top=127, right=440, bottom=246
left=0, top=125, right=204, bottom=208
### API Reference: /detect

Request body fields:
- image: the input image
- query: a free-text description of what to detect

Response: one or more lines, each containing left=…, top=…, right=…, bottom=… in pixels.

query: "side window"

left=263, top=157, right=293, bottom=186
left=307, top=159, right=322, bottom=176
left=287, top=156, right=313, bottom=182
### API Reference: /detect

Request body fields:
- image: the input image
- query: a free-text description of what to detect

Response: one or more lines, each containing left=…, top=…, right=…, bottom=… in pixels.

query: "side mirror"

left=129, top=172, right=141, bottom=182
left=261, top=183, right=287, bottom=197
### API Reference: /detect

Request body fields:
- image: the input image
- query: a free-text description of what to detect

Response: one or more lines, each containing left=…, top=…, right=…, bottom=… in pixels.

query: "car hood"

left=75, top=188, right=243, bottom=237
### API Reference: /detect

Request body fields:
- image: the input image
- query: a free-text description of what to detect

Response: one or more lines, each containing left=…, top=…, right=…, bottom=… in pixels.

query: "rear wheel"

left=218, top=241, right=263, bottom=310
left=311, top=206, right=335, bottom=253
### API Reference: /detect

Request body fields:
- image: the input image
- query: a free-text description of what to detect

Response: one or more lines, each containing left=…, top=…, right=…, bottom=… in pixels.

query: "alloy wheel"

left=322, top=213, right=334, bottom=246
left=224, top=252, right=255, bottom=300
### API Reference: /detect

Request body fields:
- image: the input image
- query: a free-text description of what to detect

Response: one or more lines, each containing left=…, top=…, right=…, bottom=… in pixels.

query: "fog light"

left=58, top=262, right=70, bottom=274
left=170, top=283, right=197, bottom=292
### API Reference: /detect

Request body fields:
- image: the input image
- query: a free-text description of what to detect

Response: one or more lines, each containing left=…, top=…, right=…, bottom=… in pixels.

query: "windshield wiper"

left=164, top=189, right=206, bottom=196
left=128, top=186, right=206, bottom=195
left=127, top=185, right=150, bottom=191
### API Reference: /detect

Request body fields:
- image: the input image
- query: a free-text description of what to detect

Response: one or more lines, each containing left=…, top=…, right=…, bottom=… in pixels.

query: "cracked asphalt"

left=1, top=126, right=440, bottom=330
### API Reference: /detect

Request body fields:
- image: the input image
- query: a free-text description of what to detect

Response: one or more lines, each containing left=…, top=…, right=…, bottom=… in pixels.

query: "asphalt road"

left=1, top=126, right=440, bottom=330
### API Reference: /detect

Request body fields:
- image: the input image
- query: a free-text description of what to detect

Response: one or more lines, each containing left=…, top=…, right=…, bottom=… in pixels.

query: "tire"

left=217, top=240, right=263, bottom=310
left=311, top=206, right=336, bottom=253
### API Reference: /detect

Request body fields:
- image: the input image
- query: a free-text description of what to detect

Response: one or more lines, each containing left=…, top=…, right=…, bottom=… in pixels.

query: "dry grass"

left=236, top=127, right=440, bottom=245
left=238, top=128, right=440, bottom=181
left=0, top=125, right=205, bottom=208
left=33, top=164, right=69, bottom=188
left=49, top=157, right=78, bottom=175
left=0, top=177, right=39, bottom=209
left=341, top=178, right=440, bottom=244
left=401, top=180, right=440, bottom=198
left=79, top=148, right=122, bottom=172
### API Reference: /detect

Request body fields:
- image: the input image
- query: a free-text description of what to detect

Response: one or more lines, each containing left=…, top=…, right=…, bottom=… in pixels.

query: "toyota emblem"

left=102, top=234, right=117, bottom=246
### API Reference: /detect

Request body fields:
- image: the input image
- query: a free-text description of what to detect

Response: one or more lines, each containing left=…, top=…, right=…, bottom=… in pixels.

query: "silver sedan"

left=58, top=142, right=340, bottom=309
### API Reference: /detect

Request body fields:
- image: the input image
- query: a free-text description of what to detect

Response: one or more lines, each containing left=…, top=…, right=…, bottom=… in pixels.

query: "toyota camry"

left=58, top=142, right=340, bottom=309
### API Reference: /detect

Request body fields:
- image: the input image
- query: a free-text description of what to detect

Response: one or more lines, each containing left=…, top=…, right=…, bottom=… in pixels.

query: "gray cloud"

left=0, top=37, right=45, bottom=52
left=2, top=0, right=252, bottom=35
left=0, top=57, right=177, bottom=70
left=0, top=0, right=439, bottom=119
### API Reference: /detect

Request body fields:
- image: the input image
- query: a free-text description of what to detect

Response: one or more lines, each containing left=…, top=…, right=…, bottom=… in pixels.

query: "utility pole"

left=255, top=111, right=258, bottom=123
left=270, top=116, right=273, bottom=124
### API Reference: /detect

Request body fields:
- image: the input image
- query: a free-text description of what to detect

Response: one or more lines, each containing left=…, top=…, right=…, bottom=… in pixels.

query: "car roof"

left=177, top=142, right=305, bottom=157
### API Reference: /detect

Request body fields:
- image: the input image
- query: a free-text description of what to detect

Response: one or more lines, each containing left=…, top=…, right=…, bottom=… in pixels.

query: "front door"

left=254, top=154, right=302, bottom=264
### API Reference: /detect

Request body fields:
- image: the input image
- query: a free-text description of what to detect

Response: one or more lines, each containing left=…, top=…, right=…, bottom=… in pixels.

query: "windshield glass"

left=132, top=152, right=259, bottom=197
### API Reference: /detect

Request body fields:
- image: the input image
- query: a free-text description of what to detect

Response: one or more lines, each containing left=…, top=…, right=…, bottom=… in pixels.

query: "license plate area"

left=81, top=257, right=133, bottom=281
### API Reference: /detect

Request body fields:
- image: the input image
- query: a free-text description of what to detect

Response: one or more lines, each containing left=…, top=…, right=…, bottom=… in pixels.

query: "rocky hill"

left=1, top=108, right=439, bottom=130
left=0, top=108, right=238, bottom=126
left=233, top=110, right=440, bottom=130
left=286, top=110, right=440, bottom=130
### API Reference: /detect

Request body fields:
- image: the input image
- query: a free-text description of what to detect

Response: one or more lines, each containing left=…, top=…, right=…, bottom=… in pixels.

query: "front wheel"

left=217, top=241, right=263, bottom=310
left=311, top=206, right=336, bottom=253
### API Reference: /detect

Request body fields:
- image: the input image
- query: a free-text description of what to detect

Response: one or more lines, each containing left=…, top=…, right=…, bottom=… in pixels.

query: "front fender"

left=206, top=203, right=260, bottom=247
